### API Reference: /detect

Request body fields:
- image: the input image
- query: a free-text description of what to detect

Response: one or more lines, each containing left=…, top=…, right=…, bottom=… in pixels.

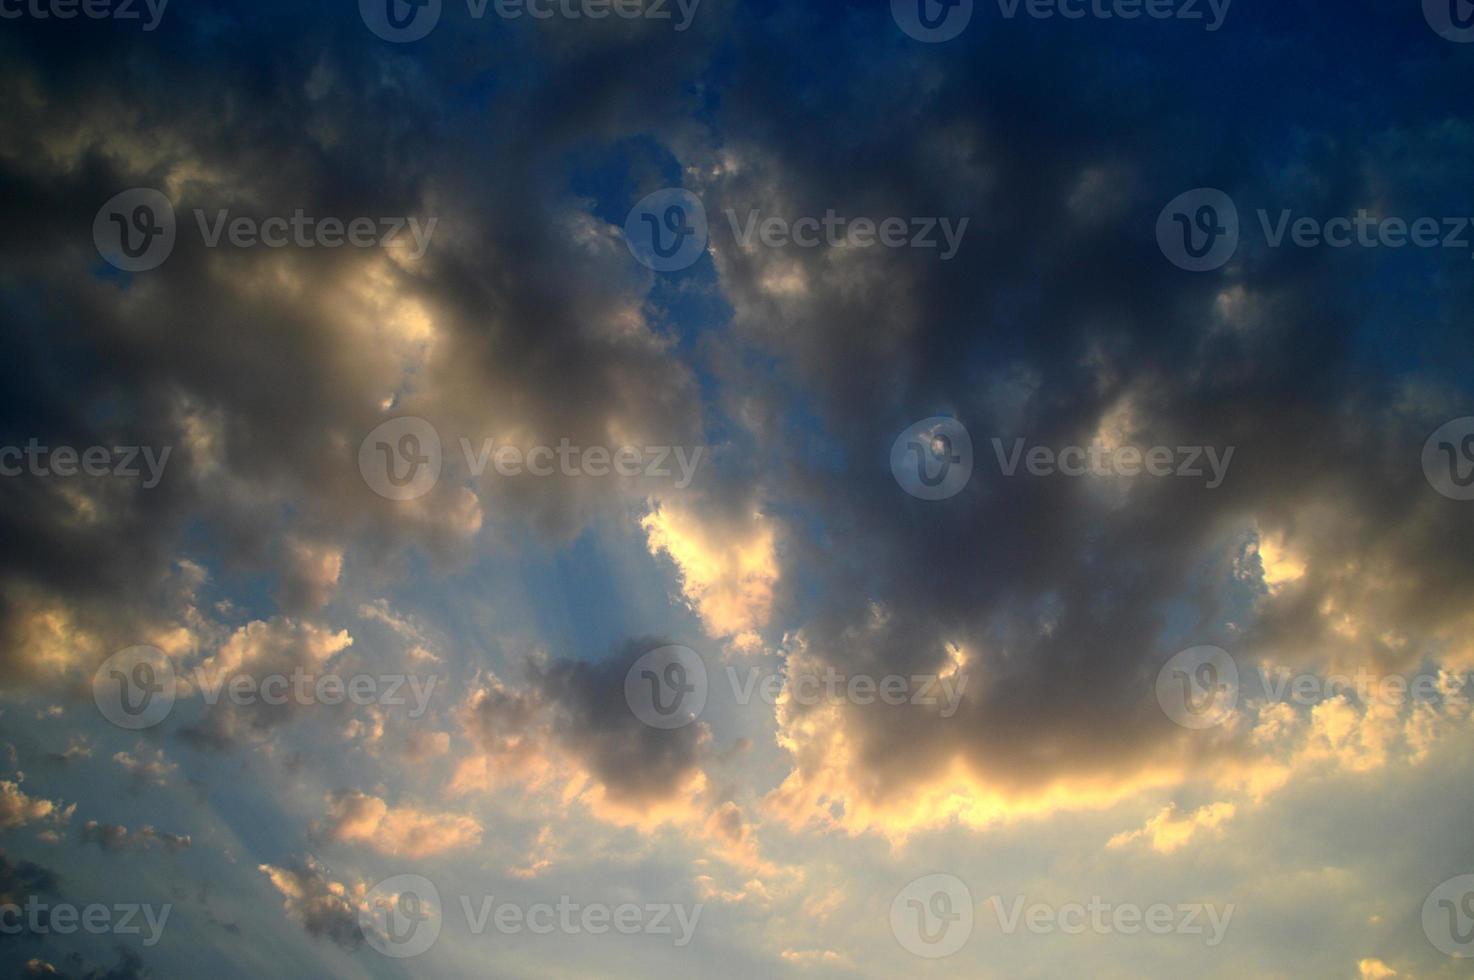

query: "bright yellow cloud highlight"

left=642, top=502, right=777, bottom=650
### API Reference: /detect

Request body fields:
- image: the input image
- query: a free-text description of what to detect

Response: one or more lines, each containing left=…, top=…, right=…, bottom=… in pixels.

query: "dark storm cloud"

left=0, top=0, right=725, bottom=688
left=677, top=2, right=1474, bottom=803
left=530, top=636, right=710, bottom=804
left=459, top=636, right=710, bottom=807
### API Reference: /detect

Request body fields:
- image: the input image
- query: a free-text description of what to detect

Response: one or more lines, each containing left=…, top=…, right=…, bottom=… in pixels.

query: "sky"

left=2, top=0, right=1474, bottom=977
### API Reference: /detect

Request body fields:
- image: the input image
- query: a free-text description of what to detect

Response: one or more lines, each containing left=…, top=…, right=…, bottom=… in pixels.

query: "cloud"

left=179, top=618, right=353, bottom=749
left=78, top=821, right=191, bottom=853
left=0, top=780, right=73, bottom=832
left=111, top=748, right=178, bottom=789
left=257, top=859, right=363, bottom=951
left=21, top=950, right=151, bottom=980
left=314, top=790, right=481, bottom=858
left=1107, top=802, right=1237, bottom=854
left=642, top=498, right=778, bottom=651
